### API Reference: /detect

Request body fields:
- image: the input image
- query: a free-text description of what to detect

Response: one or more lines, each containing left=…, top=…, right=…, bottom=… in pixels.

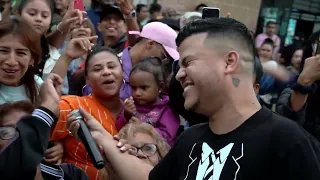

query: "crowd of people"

left=0, top=0, right=320, bottom=179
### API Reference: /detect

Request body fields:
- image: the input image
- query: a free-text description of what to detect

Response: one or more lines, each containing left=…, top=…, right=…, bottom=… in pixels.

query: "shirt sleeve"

left=276, top=88, right=306, bottom=125
left=255, top=34, right=264, bottom=48
left=274, top=36, right=281, bottom=54
left=0, top=107, right=56, bottom=179
left=116, top=107, right=128, bottom=131
left=154, top=107, right=180, bottom=147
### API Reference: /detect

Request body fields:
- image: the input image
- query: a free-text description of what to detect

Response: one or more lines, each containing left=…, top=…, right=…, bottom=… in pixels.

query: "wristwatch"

left=125, top=9, right=137, bottom=19
left=290, top=82, right=317, bottom=94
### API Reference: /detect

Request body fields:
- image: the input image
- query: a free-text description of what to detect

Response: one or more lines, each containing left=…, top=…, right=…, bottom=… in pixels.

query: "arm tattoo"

left=232, top=78, right=240, bottom=87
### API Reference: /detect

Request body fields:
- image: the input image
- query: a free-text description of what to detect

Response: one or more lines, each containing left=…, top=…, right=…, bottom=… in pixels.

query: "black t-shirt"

left=149, top=107, right=320, bottom=180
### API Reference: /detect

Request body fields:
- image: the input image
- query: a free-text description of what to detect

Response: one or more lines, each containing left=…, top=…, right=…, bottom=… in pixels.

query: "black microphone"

left=70, top=110, right=105, bottom=169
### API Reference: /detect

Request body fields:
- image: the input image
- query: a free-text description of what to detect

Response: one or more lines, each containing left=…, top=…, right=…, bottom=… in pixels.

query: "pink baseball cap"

left=129, top=22, right=180, bottom=60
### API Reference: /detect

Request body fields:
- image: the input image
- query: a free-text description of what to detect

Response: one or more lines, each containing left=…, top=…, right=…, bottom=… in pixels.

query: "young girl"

left=116, top=57, right=180, bottom=146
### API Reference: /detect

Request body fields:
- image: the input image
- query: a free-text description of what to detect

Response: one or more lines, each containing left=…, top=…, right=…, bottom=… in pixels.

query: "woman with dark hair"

left=276, top=31, right=320, bottom=141
left=50, top=36, right=125, bottom=179
left=0, top=16, right=42, bottom=104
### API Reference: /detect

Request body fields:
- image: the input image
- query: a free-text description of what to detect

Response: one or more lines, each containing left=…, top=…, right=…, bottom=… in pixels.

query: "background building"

left=257, top=0, right=320, bottom=46
left=83, top=0, right=262, bottom=31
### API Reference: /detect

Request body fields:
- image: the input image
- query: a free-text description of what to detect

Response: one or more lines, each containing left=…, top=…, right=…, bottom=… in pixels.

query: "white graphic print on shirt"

left=184, top=142, right=244, bottom=180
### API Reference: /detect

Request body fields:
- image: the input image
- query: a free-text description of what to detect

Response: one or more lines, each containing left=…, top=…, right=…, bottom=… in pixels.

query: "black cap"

left=100, top=5, right=124, bottom=22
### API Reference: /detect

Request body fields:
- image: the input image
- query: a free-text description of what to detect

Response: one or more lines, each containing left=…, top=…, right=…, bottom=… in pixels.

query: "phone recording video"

left=74, top=0, right=84, bottom=11
left=202, top=7, right=220, bottom=19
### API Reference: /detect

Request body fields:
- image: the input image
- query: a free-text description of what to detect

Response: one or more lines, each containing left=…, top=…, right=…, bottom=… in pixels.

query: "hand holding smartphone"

left=74, top=0, right=84, bottom=11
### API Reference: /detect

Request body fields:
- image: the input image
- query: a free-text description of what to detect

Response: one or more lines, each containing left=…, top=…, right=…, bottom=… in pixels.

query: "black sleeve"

left=284, top=133, right=320, bottom=180
left=276, top=88, right=306, bottom=124
left=0, top=107, right=57, bottom=179
left=149, top=138, right=180, bottom=180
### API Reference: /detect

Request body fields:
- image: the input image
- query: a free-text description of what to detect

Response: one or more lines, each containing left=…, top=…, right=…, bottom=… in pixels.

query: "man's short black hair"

left=136, top=4, right=148, bottom=13
left=176, top=18, right=256, bottom=67
left=266, top=21, right=276, bottom=27
left=100, top=5, right=124, bottom=22
left=149, top=3, right=162, bottom=14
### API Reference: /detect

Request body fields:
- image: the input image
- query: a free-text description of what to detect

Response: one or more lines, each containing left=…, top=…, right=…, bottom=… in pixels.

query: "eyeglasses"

left=130, top=143, right=158, bottom=157
left=0, top=126, right=17, bottom=140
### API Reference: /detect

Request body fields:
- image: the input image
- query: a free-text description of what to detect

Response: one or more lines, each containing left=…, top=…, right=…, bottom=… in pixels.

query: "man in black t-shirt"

left=82, top=18, right=320, bottom=180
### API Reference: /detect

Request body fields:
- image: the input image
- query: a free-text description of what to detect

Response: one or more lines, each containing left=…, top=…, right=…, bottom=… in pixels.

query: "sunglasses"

left=0, top=126, right=17, bottom=140
left=130, top=143, right=158, bottom=157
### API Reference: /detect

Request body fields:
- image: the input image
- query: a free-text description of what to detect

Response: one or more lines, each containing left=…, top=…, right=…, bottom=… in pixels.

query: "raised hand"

left=299, top=55, right=320, bottom=85
left=64, top=36, right=98, bottom=59
left=115, top=0, right=134, bottom=16
left=58, top=0, right=86, bottom=34
left=38, top=73, right=64, bottom=116
left=124, top=96, right=136, bottom=119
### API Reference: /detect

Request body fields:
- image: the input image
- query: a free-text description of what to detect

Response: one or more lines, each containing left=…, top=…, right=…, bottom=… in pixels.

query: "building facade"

left=258, top=0, right=320, bottom=46
left=156, top=0, right=262, bottom=31
left=83, top=0, right=262, bottom=31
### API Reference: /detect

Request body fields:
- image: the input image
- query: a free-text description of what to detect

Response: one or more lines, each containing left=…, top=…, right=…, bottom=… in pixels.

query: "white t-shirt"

left=0, top=75, right=43, bottom=104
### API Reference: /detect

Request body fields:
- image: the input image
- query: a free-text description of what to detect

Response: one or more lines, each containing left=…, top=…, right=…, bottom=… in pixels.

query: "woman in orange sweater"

left=50, top=37, right=124, bottom=180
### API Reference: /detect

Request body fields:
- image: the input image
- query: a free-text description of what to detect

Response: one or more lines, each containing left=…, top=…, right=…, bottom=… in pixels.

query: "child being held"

left=116, top=57, right=180, bottom=146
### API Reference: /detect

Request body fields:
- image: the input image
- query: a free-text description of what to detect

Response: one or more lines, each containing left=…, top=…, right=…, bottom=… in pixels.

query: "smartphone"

left=202, top=7, right=220, bottom=19
left=74, top=0, right=84, bottom=11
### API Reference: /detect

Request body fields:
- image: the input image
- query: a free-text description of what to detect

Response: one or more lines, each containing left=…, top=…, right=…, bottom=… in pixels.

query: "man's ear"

left=254, top=84, right=260, bottom=95
left=224, top=51, right=240, bottom=74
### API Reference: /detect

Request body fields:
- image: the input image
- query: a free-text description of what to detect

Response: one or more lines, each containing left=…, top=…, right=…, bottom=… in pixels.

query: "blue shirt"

left=86, top=8, right=103, bottom=43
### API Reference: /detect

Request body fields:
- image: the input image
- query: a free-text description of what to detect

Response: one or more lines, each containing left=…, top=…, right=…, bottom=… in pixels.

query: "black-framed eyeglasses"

left=130, top=143, right=158, bottom=157
left=0, top=126, right=17, bottom=140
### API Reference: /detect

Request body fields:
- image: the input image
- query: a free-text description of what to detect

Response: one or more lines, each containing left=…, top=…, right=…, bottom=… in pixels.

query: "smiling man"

left=98, top=5, right=128, bottom=53
left=93, top=18, right=320, bottom=180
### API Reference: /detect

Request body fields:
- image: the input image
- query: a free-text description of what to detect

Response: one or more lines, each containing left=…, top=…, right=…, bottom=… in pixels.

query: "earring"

left=29, top=64, right=34, bottom=68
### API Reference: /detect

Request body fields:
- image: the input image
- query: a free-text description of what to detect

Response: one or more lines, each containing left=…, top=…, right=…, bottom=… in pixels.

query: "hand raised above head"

left=38, top=73, right=64, bottom=116
left=64, top=36, right=98, bottom=60
left=299, top=55, right=320, bottom=85
left=58, top=0, right=86, bottom=34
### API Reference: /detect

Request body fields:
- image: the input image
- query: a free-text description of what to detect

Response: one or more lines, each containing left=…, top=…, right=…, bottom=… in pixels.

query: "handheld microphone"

left=70, top=110, right=105, bottom=169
